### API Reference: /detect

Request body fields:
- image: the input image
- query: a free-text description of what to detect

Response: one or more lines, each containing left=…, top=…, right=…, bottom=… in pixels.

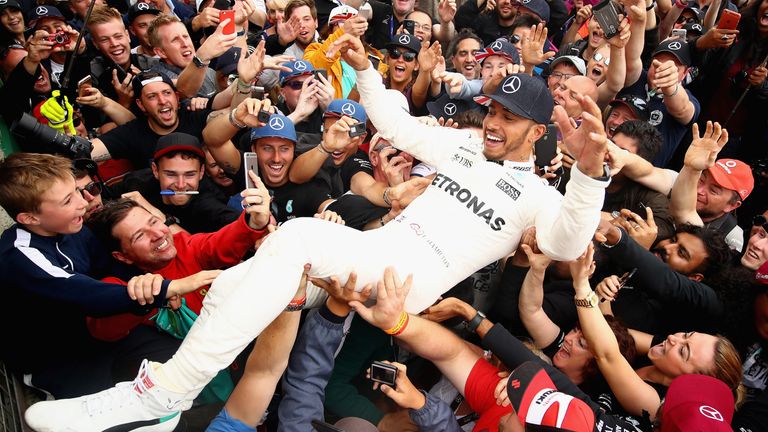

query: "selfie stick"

left=60, top=0, right=98, bottom=92
left=724, top=53, right=768, bottom=128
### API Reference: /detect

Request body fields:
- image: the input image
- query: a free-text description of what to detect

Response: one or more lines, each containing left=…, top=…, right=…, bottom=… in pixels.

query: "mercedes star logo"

left=137, top=2, right=150, bottom=9
left=502, top=76, right=521, bottom=94
left=341, top=103, right=356, bottom=116
left=0, top=1, right=8, bottom=5
left=490, top=40, right=503, bottom=51
left=269, top=117, right=285, bottom=130
left=398, top=34, right=410, bottom=45
left=36, top=6, right=48, bottom=15
left=443, top=103, right=457, bottom=116
left=699, top=406, right=724, bottom=422
left=293, top=61, right=307, bottom=71
left=668, top=41, right=682, bottom=50
left=692, top=24, right=702, bottom=31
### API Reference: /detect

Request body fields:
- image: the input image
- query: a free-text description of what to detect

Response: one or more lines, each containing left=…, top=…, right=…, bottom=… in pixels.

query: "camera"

left=348, top=122, right=366, bottom=138
left=46, top=31, right=71, bottom=49
left=12, top=113, right=93, bottom=159
left=369, top=361, right=397, bottom=388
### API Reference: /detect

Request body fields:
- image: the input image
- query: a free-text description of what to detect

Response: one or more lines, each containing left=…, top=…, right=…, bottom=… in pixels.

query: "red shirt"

left=464, top=358, right=513, bottom=432
left=87, top=212, right=267, bottom=341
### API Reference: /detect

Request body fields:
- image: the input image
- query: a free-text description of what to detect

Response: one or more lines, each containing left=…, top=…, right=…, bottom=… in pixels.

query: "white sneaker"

left=25, top=360, right=191, bottom=432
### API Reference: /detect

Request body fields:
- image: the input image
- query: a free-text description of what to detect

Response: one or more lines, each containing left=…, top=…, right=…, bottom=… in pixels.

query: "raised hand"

left=553, top=94, right=608, bottom=177
left=196, top=18, right=238, bottom=63
left=520, top=243, right=552, bottom=273
left=683, top=121, right=728, bottom=171
left=313, top=210, right=345, bottom=225
left=420, top=296, right=473, bottom=322
left=351, top=267, right=412, bottom=330
left=309, top=271, right=372, bottom=316
left=418, top=41, right=442, bottom=73
left=649, top=59, right=679, bottom=92
left=748, top=64, right=768, bottom=87
left=374, top=361, right=426, bottom=410
left=607, top=16, right=631, bottom=49
left=568, top=242, right=596, bottom=283
left=326, top=33, right=369, bottom=70
left=612, top=207, right=657, bottom=250
left=438, top=0, right=457, bottom=23
left=111, top=69, right=134, bottom=107
left=277, top=15, right=300, bottom=46
left=574, top=4, right=592, bottom=25
left=241, top=171, right=272, bottom=229
left=233, top=97, right=273, bottom=127
left=323, top=115, right=358, bottom=150
left=521, top=23, right=555, bottom=66
left=342, top=15, right=368, bottom=37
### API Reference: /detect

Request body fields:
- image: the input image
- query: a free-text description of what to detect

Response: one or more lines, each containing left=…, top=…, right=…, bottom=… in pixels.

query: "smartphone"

left=370, top=361, right=397, bottom=388
left=313, top=69, right=328, bottom=81
left=244, top=152, right=258, bottom=188
left=600, top=268, right=637, bottom=302
left=77, top=75, right=93, bottom=97
left=251, top=85, right=265, bottom=100
left=403, top=19, right=417, bottom=35
left=534, top=124, right=558, bottom=172
left=311, top=420, right=345, bottom=432
left=113, top=63, right=128, bottom=82
left=592, top=0, right=621, bottom=39
left=671, top=28, right=687, bottom=40
left=717, top=9, right=740, bottom=30
left=220, top=9, right=236, bottom=35
left=348, top=122, right=366, bottom=138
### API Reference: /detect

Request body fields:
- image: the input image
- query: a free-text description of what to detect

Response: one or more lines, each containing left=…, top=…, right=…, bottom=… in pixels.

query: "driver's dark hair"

left=88, top=198, right=143, bottom=252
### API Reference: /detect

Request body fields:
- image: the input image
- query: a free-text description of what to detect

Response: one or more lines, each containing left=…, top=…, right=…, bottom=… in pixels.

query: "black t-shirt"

left=365, top=1, right=402, bottom=50
left=338, top=150, right=374, bottom=194
left=100, top=108, right=211, bottom=169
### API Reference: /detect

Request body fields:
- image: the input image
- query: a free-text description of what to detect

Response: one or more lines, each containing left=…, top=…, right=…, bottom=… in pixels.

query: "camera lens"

left=55, top=34, right=66, bottom=44
left=12, top=113, right=71, bottom=150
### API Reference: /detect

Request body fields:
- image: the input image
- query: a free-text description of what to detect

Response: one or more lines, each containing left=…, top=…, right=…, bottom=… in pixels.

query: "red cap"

left=708, top=159, right=754, bottom=200
left=508, top=362, right=595, bottom=431
left=660, top=374, right=734, bottom=432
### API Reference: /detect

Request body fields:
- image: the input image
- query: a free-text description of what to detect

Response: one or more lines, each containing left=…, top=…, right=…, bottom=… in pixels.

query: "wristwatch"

left=575, top=291, right=599, bottom=308
left=192, top=55, right=210, bottom=69
left=591, top=162, right=611, bottom=182
left=464, top=311, right=486, bottom=333
left=164, top=214, right=180, bottom=227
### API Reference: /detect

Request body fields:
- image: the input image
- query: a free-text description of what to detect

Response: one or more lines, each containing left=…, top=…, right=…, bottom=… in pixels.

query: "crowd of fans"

left=0, top=0, right=766, bottom=429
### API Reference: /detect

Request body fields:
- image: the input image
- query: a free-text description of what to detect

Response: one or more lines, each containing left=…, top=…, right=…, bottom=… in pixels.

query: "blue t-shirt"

left=621, top=70, right=700, bottom=168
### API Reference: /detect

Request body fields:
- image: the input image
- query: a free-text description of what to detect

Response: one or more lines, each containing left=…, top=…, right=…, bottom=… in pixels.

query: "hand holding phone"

left=592, top=0, right=621, bottom=39
left=534, top=124, right=559, bottom=173
left=370, top=361, right=398, bottom=389
left=348, top=122, right=366, bottom=138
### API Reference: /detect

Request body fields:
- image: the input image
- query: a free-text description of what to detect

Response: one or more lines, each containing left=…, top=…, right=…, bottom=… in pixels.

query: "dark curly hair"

left=613, top=120, right=662, bottom=162
left=675, top=224, right=732, bottom=280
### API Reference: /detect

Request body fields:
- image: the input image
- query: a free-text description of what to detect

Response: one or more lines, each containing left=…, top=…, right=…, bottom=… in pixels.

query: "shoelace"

left=83, top=360, right=151, bottom=416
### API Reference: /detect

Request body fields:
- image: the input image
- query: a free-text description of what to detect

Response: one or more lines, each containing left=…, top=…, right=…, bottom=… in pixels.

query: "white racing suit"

left=158, top=65, right=610, bottom=397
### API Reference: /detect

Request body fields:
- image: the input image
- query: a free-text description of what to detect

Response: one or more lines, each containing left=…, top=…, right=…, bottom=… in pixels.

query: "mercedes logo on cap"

left=502, top=76, right=521, bottom=94
left=269, top=117, right=285, bottom=130
left=522, top=0, right=531, bottom=3
left=490, top=40, right=503, bottom=51
left=398, top=34, right=410, bottom=45
left=137, top=2, right=150, bottom=9
left=0, top=1, right=8, bottom=5
left=668, top=41, right=682, bottom=50
left=443, top=103, right=457, bottom=116
left=341, top=103, right=356, bottom=116
left=699, top=406, right=724, bottom=422
left=294, top=61, right=307, bottom=71
left=692, top=24, right=702, bottom=31
left=36, top=6, right=48, bottom=15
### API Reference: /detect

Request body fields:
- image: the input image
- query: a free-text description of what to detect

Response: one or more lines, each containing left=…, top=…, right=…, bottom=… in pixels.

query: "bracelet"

left=384, top=311, right=409, bottom=335
left=284, top=294, right=307, bottom=311
left=646, top=0, right=656, bottom=10
left=674, top=0, right=687, bottom=8
left=383, top=187, right=392, bottom=207
left=664, top=83, right=680, bottom=97
left=229, top=109, right=247, bottom=129
left=236, top=78, right=252, bottom=95
left=237, top=29, right=246, bottom=37
left=316, top=142, right=331, bottom=154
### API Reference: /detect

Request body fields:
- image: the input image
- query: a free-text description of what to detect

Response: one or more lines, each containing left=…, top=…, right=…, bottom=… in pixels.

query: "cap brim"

left=474, top=93, right=535, bottom=123
left=280, top=71, right=313, bottom=84
left=609, top=99, right=646, bottom=120
left=653, top=49, right=689, bottom=66
left=154, top=145, right=205, bottom=160
left=707, top=166, right=741, bottom=197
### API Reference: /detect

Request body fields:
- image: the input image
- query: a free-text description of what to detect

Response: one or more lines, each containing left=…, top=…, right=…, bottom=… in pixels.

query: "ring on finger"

left=633, top=224, right=640, bottom=229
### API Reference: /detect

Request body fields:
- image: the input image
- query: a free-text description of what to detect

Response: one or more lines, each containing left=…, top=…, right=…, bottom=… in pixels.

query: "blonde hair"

left=86, top=5, right=123, bottom=29
left=148, top=14, right=182, bottom=49
left=0, top=154, right=74, bottom=219
left=709, top=335, right=744, bottom=405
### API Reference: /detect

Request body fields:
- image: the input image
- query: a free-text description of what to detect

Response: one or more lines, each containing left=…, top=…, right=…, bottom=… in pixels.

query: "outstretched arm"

left=352, top=268, right=481, bottom=396
left=670, top=122, right=728, bottom=226
left=328, top=34, right=476, bottom=168
left=517, top=244, right=562, bottom=349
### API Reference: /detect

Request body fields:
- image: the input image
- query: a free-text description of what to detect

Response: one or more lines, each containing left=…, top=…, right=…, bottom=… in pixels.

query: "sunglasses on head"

left=389, top=48, right=416, bottom=62
left=284, top=79, right=306, bottom=90
left=77, top=181, right=102, bottom=198
left=754, top=214, right=768, bottom=232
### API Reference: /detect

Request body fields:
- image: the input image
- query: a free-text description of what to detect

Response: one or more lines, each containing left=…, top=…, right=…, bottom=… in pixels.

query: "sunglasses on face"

left=389, top=48, right=416, bottom=62
left=754, top=214, right=768, bottom=232
left=592, top=52, right=610, bottom=65
left=676, top=16, right=697, bottom=25
left=284, top=80, right=306, bottom=90
left=77, top=181, right=102, bottom=198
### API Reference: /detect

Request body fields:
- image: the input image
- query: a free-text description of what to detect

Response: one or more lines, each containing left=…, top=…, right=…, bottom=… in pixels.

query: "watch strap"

left=464, top=311, right=485, bottom=332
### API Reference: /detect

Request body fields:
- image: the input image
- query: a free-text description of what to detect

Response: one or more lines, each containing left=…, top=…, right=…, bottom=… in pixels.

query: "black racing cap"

left=0, top=0, right=22, bottom=12
left=28, top=5, right=65, bottom=28
left=127, top=2, right=161, bottom=23
left=474, top=73, right=553, bottom=125
left=386, top=33, right=421, bottom=54
left=474, top=38, right=521, bottom=65
left=72, top=158, right=98, bottom=177
left=132, top=70, right=176, bottom=98
left=683, top=21, right=704, bottom=36
left=517, top=0, right=550, bottom=22
left=154, top=132, right=205, bottom=160
left=652, top=38, right=692, bottom=66
left=608, top=94, right=649, bottom=121
left=426, top=93, right=473, bottom=120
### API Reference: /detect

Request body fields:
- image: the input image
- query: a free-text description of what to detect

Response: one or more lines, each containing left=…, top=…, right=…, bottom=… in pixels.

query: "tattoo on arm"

left=206, top=109, right=227, bottom=123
